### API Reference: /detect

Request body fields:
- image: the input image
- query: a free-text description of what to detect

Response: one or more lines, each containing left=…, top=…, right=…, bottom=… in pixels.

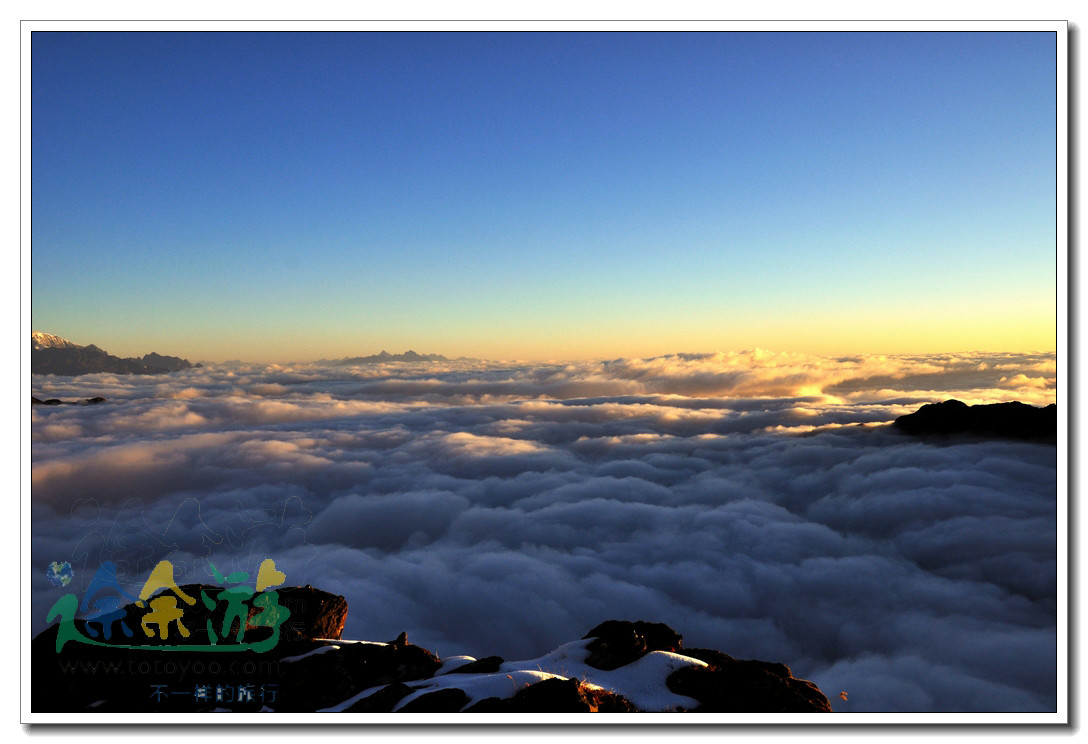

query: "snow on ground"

left=321, top=637, right=710, bottom=712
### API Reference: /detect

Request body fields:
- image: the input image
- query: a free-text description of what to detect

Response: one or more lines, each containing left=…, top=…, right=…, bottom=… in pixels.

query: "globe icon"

left=46, top=561, right=73, bottom=587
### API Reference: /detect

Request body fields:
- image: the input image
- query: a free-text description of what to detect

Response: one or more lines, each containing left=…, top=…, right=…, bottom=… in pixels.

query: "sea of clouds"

left=29, top=349, right=1059, bottom=713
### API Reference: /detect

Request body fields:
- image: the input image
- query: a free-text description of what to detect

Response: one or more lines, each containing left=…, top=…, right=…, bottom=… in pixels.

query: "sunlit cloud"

left=30, top=350, right=1058, bottom=712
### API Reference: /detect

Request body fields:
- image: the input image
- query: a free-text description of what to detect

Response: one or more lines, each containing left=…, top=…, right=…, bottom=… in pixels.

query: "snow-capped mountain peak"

left=31, top=331, right=81, bottom=351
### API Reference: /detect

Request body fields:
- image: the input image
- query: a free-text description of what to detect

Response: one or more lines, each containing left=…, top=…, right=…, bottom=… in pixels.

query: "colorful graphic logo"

left=47, top=558, right=291, bottom=654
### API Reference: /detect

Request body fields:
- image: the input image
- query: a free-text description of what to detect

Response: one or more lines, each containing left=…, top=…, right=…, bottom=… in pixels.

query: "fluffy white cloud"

left=29, top=351, right=1059, bottom=713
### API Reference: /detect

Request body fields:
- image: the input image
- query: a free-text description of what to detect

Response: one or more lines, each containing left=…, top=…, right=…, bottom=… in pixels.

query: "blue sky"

left=31, top=31, right=1057, bottom=362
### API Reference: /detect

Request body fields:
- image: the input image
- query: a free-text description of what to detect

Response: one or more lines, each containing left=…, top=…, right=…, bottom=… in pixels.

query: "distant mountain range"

left=31, top=332, right=200, bottom=376
left=324, top=350, right=451, bottom=365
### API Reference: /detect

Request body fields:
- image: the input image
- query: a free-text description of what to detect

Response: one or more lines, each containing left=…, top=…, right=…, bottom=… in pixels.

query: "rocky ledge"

left=33, top=586, right=831, bottom=713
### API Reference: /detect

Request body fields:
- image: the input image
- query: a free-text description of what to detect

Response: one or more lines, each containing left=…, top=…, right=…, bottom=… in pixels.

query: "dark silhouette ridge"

left=139, top=352, right=199, bottom=372
left=31, top=333, right=199, bottom=376
left=892, top=399, right=1056, bottom=443
left=333, top=350, right=449, bottom=365
left=31, top=396, right=107, bottom=406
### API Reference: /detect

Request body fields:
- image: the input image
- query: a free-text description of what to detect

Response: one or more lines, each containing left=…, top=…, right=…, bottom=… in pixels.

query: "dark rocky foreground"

left=892, top=399, right=1056, bottom=443
left=33, top=586, right=831, bottom=713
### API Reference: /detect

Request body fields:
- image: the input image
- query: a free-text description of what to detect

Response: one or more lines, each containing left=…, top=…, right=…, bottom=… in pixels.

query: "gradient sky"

left=30, top=30, right=1058, bottom=363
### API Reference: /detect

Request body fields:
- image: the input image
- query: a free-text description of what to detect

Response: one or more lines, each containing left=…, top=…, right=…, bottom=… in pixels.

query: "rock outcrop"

left=32, top=586, right=831, bottom=714
left=892, top=399, right=1056, bottom=443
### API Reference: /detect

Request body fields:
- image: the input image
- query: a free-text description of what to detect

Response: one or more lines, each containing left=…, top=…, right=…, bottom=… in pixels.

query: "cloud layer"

left=30, top=350, right=1059, bottom=713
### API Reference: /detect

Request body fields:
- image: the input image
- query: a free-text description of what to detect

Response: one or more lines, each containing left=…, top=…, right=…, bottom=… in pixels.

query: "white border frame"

left=19, top=18, right=1070, bottom=727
